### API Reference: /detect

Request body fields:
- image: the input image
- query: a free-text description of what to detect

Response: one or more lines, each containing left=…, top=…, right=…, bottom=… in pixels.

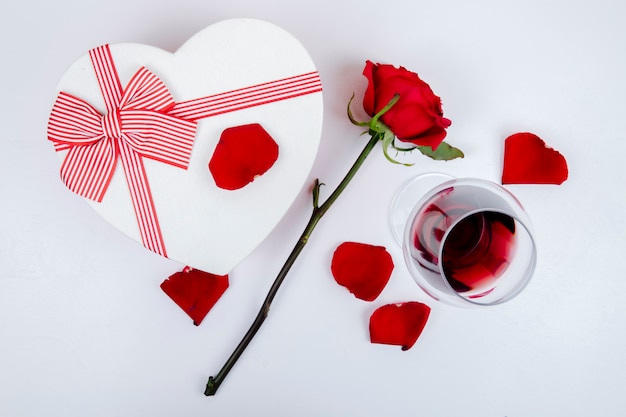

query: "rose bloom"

left=363, top=60, right=451, bottom=149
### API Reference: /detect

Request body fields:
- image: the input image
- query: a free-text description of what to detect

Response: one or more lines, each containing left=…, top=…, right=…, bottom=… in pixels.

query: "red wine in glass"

left=403, top=178, right=536, bottom=306
left=441, top=211, right=516, bottom=297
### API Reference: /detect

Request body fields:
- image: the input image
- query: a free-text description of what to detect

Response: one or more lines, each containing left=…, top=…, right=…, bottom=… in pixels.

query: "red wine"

left=405, top=179, right=534, bottom=306
left=442, top=211, right=516, bottom=295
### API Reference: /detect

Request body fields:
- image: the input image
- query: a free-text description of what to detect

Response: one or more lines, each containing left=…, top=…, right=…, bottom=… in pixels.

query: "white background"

left=1, top=0, right=625, bottom=416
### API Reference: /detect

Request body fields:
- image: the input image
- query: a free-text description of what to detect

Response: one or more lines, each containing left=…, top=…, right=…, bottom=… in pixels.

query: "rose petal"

left=362, top=60, right=376, bottom=116
left=209, top=123, right=279, bottom=190
left=160, top=267, right=229, bottom=325
left=331, top=242, right=394, bottom=301
left=369, top=302, right=431, bottom=351
left=502, top=132, right=568, bottom=185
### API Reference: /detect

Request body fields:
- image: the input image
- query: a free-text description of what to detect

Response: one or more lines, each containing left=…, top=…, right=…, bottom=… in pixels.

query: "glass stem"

left=204, top=132, right=381, bottom=396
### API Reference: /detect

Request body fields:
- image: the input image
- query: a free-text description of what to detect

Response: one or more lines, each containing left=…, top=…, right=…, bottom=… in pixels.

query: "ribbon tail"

left=118, top=138, right=167, bottom=257
left=59, top=137, right=117, bottom=202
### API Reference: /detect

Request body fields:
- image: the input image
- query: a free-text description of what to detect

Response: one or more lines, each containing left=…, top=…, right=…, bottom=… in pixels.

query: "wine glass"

left=390, top=174, right=537, bottom=307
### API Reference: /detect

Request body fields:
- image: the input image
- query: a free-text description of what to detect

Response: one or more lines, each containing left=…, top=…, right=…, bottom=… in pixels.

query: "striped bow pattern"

left=47, top=44, right=323, bottom=258
left=48, top=45, right=197, bottom=256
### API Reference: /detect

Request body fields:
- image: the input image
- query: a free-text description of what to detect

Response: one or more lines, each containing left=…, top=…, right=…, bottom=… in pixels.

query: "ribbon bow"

left=48, top=45, right=197, bottom=256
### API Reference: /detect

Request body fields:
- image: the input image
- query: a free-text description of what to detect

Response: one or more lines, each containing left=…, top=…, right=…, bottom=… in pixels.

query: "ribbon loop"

left=119, top=67, right=176, bottom=112
left=48, top=92, right=105, bottom=147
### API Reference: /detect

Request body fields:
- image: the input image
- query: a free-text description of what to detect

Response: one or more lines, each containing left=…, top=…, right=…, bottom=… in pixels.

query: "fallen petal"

left=160, top=267, right=229, bottom=325
left=502, top=132, right=568, bottom=185
left=331, top=242, right=394, bottom=302
left=369, top=302, right=431, bottom=350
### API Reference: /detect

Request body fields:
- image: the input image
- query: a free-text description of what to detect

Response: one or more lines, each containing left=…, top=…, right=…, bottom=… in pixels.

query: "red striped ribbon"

left=170, top=71, right=323, bottom=120
left=47, top=44, right=322, bottom=257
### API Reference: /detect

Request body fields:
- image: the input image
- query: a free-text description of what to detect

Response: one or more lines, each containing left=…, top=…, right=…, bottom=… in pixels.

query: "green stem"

left=204, top=132, right=381, bottom=396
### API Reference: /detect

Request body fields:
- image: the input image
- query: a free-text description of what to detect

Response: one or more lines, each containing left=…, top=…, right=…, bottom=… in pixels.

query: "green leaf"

left=417, top=142, right=464, bottom=161
left=346, top=94, right=369, bottom=127
left=382, top=130, right=413, bottom=166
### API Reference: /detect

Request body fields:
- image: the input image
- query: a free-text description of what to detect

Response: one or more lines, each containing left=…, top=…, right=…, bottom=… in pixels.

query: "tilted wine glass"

left=390, top=173, right=537, bottom=307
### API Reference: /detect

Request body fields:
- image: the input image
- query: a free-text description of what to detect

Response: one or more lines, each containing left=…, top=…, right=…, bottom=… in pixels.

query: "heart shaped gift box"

left=47, top=19, right=324, bottom=274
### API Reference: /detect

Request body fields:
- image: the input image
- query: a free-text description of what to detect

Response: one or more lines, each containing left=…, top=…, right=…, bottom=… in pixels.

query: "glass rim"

left=389, top=172, right=454, bottom=245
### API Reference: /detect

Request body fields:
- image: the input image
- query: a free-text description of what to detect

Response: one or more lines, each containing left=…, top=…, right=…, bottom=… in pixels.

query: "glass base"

left=389, top=172, right=454, bottom=245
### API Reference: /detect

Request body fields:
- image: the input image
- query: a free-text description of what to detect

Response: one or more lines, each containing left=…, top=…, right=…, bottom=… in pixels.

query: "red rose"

left=363, top=60, right=451, bottom=149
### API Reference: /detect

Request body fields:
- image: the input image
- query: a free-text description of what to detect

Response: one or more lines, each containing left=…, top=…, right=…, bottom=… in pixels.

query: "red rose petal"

left=160, top=267, right=229, bottom=326
left=362, top=60, right=376, bottom=116
left=502, top=132, right=568, bottom=185
left=209, top=123, right=279, bottom=190
left=369, top=302, right=431, bottom=351
left=331, top=242, right=394, bottom=301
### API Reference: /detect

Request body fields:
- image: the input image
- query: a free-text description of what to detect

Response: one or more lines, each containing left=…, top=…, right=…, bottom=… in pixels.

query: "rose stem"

left=204, top=132, right=381, bottom=396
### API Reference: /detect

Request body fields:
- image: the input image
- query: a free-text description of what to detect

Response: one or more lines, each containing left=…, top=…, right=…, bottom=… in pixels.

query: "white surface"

left=1, top=0, right=625, bottom=416
left=52, top=19, right=324, bottom=275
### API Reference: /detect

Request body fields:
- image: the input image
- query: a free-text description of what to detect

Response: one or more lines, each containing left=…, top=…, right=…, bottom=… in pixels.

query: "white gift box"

left=47, top=18, right=324, bottom=274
